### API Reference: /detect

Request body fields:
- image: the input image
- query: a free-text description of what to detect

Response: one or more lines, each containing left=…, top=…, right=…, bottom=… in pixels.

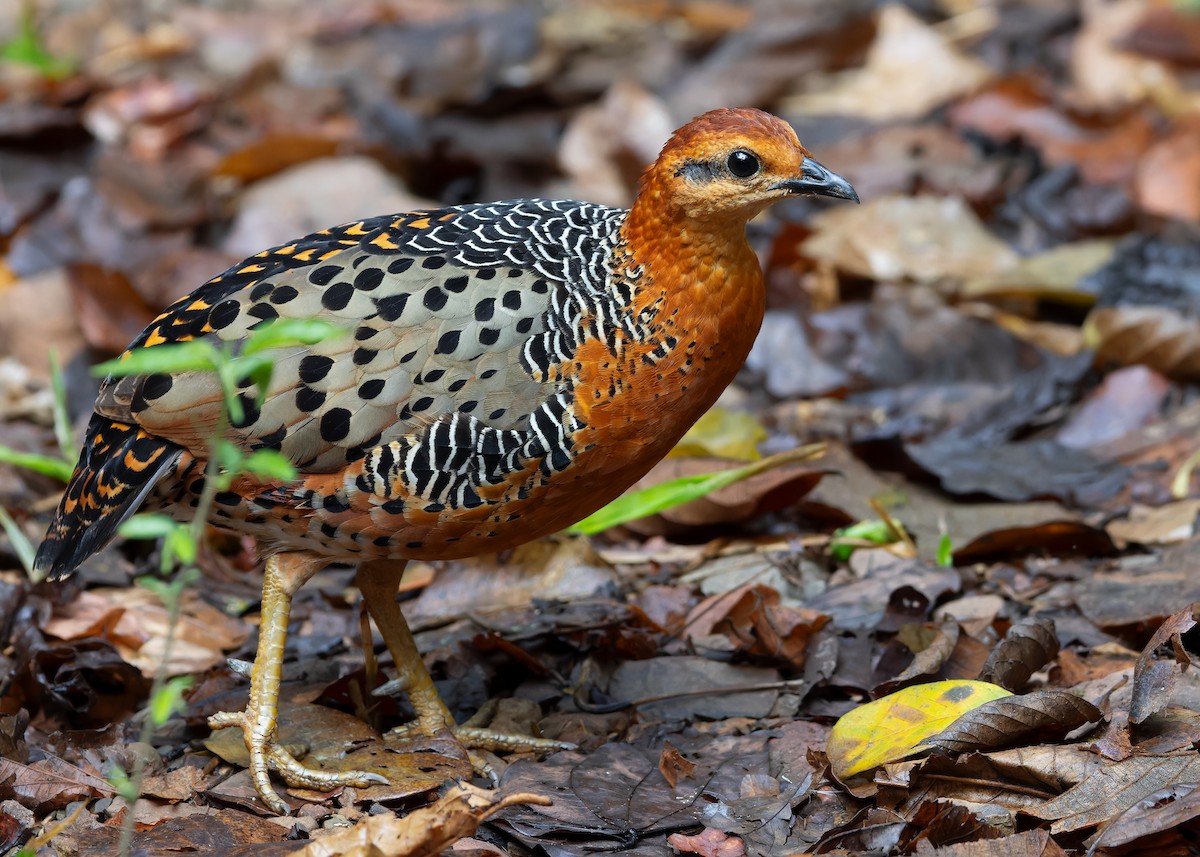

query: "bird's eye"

left=727, top=150, right=759, bottom=179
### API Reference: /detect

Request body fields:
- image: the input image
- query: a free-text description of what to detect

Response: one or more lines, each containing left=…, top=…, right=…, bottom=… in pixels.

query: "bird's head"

left=637, top=107, right=858, bottom=226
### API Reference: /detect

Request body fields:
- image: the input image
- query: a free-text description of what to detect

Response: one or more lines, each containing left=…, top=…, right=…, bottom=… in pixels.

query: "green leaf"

left=830, top=518, right=898, bottom=561
left=936, top=533, right=954, bottom=567
left=164, top=526, right=198, bottom=567
left=569, top=443, right=824, bottom=535
left=0, top=446, right=74, bottom=482
left=0, top=6, right=74, bottom=79
left=93, top=341, right=220, bottom=378
left=107, top=763, right=137, bottom=802
left=118, top=513, right=181, bottom=540
left=0, top=506, right=36, bottom=577
left=243, top=450, right=298, bottom=482
left=149, top=675, right=193, bottom=727
left=243, top=318, right=345, bottom=355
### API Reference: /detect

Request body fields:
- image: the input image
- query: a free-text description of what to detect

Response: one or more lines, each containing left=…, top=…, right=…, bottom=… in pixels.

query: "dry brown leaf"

left=1084, top=305, right=1200, bottom=381
left=1089, top=781, right=1200, bottom=850
left=923, top=689, right=1101, bottom=755
left=979, top=616, right=1060, bottom=692
left=785, top=4, right=992, bottom=121
left=293, top=783, right=548, bottom=857
left=667, top=827, right=747, bottom=857
left=658, top=743, right=697, bottom=789
left=1131, top=604, right=1199, bottom=725
left=802, top=194, right=1018, bottom=283
left=0, top=753, right=114, bottom=813
left=1026, top=754, right=1200, bottom=833
left=1107, top=500, right=1200, bottom=549
left=1135, top=120, right=1200, bottom=222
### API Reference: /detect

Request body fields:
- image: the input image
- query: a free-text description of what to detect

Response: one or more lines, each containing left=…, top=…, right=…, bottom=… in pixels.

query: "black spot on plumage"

left=249, top=281, right=273, bottom=302
left=459, top=400, right=478, bottom=413
left=388, top=257, right=413, bottom=275
left=516, top=317, right=534, bottom=334
left=412, top=397, right=434, bottom=413
left=353, top=348, right=378, bottom=365
left=209, top=300, right=241, bottom=330
left=321, top=281, right=355, bottom=311
left=474, top=298, right=494, bottom=322
left=424, top=503, right=445, bottom=513
left=448, top=378, right=466, bottom=392
left=444, top=275, right=468, bottom=293
left=215, top=491, right=241, bottom=507
left=422, top=256, right=446, bottom=270
left=320, top=522, right=339, bottom=539
left=507, top=268, right=522, bottom=278
left=406, top=541, right=424, bottom=549
left=355, top=268, right=384, bottom=291
left=400, top=349, right=418, bottom=364
left=503, top=290, right=521, bottom=310
left=323, top=493, right=350, bottom=513
left=296, top=386, right=326, bottom=412
left=270, top=285, right=299, bottom=305
left=374, top=293, right=409, bottom=322
left=355, top=325, right=379, bottom=341
left=489, top=408, right=506, bottom=420
left=373, top=535, right=392, bottom=546
left=257, top=425, right=287, bottom=451
left=299, top=355, right=334, bottom=384
left=382, top=498, right=406, bottom=514
left=480, top=369, right=498, bottom=379
left=141, top=373, right=173, bottom=401
left=358, top=379, right=385, bottom=400
left=247, top=303, right=278, bottom=323
left=320, top=408, right=352, bottom=442
left=476, top=268, right=495, bottom=280
left=231, top=393, right=261, bottom=428
left=479, top=328, right=499, bottom=346
left=436, top=330, right=460, bottom=355
left=532, top=279, right=549, bottom=294
left=310, top=265, right=342, bottom=285
left=423, top=287, right=448, bottom=312
left=421, top=369, right=445, bottom=384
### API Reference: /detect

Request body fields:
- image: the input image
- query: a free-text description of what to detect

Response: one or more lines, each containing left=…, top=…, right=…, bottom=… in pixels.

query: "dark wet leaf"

left=1131, top=604, right=1199, bottom=725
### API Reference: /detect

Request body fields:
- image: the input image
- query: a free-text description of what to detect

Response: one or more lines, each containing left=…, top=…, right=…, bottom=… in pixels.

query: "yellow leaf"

left=826, top=679, right=1012, bottom=780
left=668, top=407, right=765, bottom=461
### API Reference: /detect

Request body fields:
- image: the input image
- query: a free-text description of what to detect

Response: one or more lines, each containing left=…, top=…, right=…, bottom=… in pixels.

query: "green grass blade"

left=0, top=505, right=36, bottom=576
left=569, top=443, right=825, bottom=535
left=0, top=446, right=75, bottom=482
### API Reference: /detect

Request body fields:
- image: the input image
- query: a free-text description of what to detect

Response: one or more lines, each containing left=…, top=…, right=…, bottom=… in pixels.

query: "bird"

left=34, top=107, right=858, bottom=814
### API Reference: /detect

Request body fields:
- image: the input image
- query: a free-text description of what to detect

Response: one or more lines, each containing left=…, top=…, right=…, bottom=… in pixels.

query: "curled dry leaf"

left=978, top=616, right=1060, bottom=692
left=922, top=689, right=1101, bottom=755
left=293, top=783, right=549, bottom=857
left=1131, top=603, right=1199, bottom=725
left=1084, top=306, right=1200, bottom=381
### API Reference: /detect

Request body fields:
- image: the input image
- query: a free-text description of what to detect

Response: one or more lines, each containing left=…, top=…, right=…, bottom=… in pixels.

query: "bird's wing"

left=96, top=200, right=625, bottom=474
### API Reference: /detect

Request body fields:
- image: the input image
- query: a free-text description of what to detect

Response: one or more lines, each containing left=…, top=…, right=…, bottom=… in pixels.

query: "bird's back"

left=38, top=198, right=662, bottom=578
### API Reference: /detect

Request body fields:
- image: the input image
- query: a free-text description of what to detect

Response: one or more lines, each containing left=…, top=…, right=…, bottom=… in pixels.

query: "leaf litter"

left=6, top=0, right=1200, bottom=855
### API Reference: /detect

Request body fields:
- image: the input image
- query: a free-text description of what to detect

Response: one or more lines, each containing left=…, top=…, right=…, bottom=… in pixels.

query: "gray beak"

left=770, top=156, right=859, bottom=203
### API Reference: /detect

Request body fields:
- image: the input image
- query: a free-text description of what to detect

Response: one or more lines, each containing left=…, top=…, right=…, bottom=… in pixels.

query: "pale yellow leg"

left=357, top=560, right=574, bottom=759
left=209, top=552, right=386, bottom=814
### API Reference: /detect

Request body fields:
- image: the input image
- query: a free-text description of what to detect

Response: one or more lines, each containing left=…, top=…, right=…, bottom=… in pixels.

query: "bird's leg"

left=209, top=551, right=386, bottom=814
left=356, top=560, right=574, bottom=764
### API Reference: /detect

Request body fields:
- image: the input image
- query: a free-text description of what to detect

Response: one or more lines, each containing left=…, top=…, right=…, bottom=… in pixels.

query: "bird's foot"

left=208, top=709, right=388, bottom=815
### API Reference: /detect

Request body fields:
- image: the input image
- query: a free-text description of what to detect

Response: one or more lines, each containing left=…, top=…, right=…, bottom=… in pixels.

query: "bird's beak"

left=770, top=157, right=859, bottom=203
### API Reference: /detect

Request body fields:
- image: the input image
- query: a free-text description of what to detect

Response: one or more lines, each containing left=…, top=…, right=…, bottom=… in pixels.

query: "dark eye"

left=727, top=150, right=759, bottom=178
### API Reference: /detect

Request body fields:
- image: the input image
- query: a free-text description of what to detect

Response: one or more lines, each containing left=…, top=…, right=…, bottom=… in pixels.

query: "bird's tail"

left=34, top=417, right=181, bottom=581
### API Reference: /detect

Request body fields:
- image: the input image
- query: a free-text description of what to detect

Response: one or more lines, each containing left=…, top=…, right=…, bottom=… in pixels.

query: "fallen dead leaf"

left=785, top=4, right=992, bottom=121
left=293, top=783, right=548, bottom=857
left=922, top=689, right=1102, bottom=755
left=979, top=616, right=1060, bottom=693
